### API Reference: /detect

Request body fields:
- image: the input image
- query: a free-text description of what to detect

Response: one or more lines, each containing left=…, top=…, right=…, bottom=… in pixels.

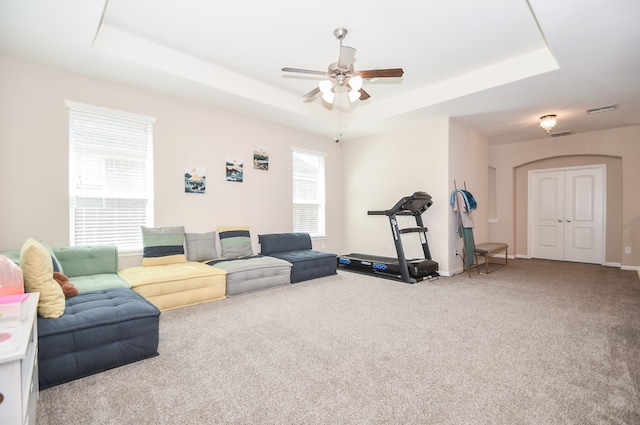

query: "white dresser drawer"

left=0, top=293, right=39, bottom=425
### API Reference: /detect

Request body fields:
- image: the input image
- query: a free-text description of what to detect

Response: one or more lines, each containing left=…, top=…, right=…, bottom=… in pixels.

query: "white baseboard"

left=509, top=257, right=639, bottom=275
left=443, top=263, right=638, bottom=278
left=439, top=268, right=462, bottom=277
left=620, top=265, right=640, bottom=272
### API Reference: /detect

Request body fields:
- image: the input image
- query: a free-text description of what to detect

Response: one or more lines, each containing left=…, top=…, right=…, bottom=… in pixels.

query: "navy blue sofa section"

left=258, top=233, right=337, bottom=283
left=37, top=288, right=160, bottom=389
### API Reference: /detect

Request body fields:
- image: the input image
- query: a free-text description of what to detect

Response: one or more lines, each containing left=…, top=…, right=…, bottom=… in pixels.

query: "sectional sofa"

left=2, top=239, right=160, bottom=389
left=3, top=229, right=336, bottom=388
left=118, top=226, right=294, bottom=305
left=119, top=226, right=337, bottom=305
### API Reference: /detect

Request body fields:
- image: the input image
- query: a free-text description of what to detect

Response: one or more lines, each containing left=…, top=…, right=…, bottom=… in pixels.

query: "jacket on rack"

left=450, top=189, right=478, bottom=269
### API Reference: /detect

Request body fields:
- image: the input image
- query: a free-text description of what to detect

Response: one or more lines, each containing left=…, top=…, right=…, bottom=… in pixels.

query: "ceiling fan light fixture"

left=322, top=92, right=335, bottom=103
left=318, top=80, right=333, bottom=95
left=346, top=75, right=363, bottom=102
left=319, top=80, right=335, bottom=104
left=349, top=75, right=363, bottom=92
left=540, top=114, right=557, bottom=134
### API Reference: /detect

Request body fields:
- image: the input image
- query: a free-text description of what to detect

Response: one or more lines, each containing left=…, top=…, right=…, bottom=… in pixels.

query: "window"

left=66, top=101, right=155, bottom=253
left=292, top=149, right=326, bottom=237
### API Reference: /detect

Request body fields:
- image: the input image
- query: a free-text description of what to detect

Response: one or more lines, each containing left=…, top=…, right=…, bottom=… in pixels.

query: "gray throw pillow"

left=185, top=232, right=218, bottom=262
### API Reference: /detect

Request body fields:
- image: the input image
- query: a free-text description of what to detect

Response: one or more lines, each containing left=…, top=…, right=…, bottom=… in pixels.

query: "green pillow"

left=142, top=226, right=186, bottom=266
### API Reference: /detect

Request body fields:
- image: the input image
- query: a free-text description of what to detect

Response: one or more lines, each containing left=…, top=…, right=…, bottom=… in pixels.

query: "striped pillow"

left=142, top=226, right=187, bottom=266
left=218, top=225, right=253, bottom=258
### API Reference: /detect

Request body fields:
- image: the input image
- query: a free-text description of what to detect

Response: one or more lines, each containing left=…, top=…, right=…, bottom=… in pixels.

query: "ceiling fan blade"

left=357, top=68, right=404, bottom=79
left=358, top=88, right=370, bottom=100
left=282, top=67, right=328, bottom=76
left=303, top=87, right=320, bottom=99
left=337, top=46, right=356, bottom=69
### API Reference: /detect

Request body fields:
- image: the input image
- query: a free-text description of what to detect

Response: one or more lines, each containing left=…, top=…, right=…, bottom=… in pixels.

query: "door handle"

left=557, top=219, right=563, bottom=222
left=567, top=219, right=571, bottom=222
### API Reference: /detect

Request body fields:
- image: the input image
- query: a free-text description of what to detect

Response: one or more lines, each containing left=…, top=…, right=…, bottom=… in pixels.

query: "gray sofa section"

left=206, top=255, right=292, bottom=296
left=258, top=233, right=337, bottom=283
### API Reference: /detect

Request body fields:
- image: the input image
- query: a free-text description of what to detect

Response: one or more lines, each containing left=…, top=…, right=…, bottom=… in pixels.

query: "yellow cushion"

left=19, top=238, right=65, bottom=318
left=142, top=254, right=187, bottom=267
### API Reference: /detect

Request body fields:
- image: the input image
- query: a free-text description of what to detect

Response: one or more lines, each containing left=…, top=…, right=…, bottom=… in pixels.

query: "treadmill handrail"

left=367, top=191, right=433, bottom=217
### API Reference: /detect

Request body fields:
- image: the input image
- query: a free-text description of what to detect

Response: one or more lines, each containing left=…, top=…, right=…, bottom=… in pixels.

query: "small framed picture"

left=226, top=157, right=244, bottom=182
left=185, top=166, right=206, bottom=194
left=253, top=147, right=269, bottom=170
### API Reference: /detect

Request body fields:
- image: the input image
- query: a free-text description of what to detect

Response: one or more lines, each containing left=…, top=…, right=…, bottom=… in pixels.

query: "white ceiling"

left=1, top=0, right=639, bottom=144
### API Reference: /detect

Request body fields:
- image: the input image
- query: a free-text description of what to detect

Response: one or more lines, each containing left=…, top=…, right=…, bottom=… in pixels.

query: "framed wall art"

left=185, top=166, right=206, bottom=194
left=225, top=157, right=244, bottom=182
left=253, top=147, right=269, bottom=170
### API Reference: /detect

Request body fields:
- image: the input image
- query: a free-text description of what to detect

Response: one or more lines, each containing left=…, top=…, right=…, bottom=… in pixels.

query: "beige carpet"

left=36, top=259, right=640, bottom=425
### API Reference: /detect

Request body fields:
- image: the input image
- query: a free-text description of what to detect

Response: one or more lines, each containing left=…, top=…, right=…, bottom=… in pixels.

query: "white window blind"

left=66, top=101, right=155, bottom=253
left=292, top=149, right=325, bottom=237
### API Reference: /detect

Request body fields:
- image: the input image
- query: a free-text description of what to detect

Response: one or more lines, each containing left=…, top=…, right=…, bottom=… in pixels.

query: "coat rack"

left=452, top=179, right=508, bottom=277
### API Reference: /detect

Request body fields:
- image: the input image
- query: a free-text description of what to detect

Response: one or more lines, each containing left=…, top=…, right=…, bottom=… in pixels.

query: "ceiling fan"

left=282, top=28, right=404, bottom=104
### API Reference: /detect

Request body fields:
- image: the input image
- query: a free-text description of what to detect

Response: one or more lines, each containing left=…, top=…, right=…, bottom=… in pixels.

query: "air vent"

left=587, top=104, right=617, bottom=114
left=550, top=130, right=572, bottom=137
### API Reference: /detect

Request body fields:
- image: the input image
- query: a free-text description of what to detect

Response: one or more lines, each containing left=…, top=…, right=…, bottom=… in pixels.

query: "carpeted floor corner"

left=36, top=259, right=640, bottom=424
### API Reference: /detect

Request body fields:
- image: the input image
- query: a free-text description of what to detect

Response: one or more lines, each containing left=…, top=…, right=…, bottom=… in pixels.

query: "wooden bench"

left=470, top=242, right=508, bottom=275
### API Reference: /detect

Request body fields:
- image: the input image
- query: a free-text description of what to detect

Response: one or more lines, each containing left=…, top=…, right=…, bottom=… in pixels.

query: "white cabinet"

left=0, top=293, right=39, bottom=425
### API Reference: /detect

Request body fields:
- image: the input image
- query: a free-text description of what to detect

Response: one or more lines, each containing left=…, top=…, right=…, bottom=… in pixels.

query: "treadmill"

left=337, top=191, right=439, bottom=283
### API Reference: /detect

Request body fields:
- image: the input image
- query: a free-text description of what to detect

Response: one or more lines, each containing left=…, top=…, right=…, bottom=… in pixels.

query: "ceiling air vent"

left=586, top=104, right=617, bottom=114
left=550, top=130, right=572, bottom=138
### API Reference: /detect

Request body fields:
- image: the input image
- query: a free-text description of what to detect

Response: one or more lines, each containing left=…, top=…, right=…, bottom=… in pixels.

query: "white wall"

left=341, top=119, right=453, bottom=274
left=448, top=119, right=490, bottom=275
left=0, top=55, right=343, bottom=268
left=489, top=126, right=640, bottom=269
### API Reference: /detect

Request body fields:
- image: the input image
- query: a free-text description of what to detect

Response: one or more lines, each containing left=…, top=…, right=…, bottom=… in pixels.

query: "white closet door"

left=529, top=165, right=605, bottom=264
left=530, top=170, right=565, bottom=260
left=563, top=167, right=604, bottom=263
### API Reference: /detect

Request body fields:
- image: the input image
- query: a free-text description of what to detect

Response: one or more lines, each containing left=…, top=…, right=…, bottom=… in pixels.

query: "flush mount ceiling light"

left=540, top=114, right=557, bottom=134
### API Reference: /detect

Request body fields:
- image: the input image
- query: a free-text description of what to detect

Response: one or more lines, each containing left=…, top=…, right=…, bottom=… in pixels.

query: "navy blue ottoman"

left=37, top=288, right=160, bottom=389
left=258, top=233, right=337, bottom=283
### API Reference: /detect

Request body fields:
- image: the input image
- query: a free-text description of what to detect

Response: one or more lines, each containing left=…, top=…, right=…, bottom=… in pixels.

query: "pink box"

left=0, top=293, right=29, bottom=321
left=0, top=254, right=24, bottom=296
